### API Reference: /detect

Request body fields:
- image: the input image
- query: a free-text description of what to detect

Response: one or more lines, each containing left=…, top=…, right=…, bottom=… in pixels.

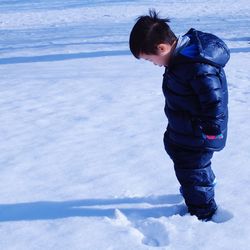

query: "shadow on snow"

left=0, top=194, right=186, bottom=222
left=0, top=50, right=131, bottom=65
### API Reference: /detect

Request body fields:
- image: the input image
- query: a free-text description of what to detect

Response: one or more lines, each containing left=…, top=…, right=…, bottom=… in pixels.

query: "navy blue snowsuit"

left=162, top=28, right=230, bottom=220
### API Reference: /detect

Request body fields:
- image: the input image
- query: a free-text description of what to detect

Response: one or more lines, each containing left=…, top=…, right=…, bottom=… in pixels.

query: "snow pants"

left=163, top=134, right=218, bottom=220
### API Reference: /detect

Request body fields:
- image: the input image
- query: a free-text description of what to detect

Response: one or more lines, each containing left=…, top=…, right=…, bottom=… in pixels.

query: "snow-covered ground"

left=0, top=0, right=250, bottom=249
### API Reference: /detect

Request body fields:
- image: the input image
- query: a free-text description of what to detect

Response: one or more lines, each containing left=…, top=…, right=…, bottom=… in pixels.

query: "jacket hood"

left=171, top=28, right=230, bottom=68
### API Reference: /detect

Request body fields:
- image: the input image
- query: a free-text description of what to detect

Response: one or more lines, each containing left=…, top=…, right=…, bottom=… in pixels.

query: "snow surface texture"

left=0, top=0, right=249, bottom=249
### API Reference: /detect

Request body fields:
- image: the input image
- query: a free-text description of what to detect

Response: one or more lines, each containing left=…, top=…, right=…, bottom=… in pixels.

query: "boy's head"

left=129, top=9, right=177, bottom=67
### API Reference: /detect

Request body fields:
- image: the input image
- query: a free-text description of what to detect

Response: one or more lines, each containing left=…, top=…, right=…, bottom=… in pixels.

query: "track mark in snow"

left=105, top=196, right=188, bottom=247
left=109, top=209, right=174, bottom=247
left=134, top=218, right=170, bottom=247
left=211, top=206, right=234, bottom=223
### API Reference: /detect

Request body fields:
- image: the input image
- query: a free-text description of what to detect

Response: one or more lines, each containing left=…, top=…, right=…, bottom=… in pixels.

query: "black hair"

left=129, top=9, right=177, bottom=59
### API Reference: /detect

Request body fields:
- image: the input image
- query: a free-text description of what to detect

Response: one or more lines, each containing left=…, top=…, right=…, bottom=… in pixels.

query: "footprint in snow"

left=211, top=206, right=234, bottom=223
left=134, top=218, right=170, bottom=247
left=111, top=210, right=170, bottom=247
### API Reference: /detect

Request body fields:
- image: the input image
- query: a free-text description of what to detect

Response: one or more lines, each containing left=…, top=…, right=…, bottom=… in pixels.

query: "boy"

left=129, top=9, right=230, bottom=221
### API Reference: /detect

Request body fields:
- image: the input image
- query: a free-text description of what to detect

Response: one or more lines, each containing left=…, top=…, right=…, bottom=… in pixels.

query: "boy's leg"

left=163, top=137, right=217, bottom=220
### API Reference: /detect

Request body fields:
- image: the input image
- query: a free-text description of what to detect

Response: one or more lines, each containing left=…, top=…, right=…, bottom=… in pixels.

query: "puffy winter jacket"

left=162, top=28, right=230, bottom=151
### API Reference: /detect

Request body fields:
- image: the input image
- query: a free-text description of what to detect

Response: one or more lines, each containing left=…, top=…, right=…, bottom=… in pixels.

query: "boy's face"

left=139, top=42, right=177, bottom=67
left=139, top=53, right=166, bottom=67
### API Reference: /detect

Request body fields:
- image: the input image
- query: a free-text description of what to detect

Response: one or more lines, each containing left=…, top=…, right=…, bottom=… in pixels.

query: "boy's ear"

left=157, top=43, right=171, bottom=55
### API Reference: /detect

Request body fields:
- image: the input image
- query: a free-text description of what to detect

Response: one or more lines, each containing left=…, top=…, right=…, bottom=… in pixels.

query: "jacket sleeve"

left=190, top=63, right=225, bottom=135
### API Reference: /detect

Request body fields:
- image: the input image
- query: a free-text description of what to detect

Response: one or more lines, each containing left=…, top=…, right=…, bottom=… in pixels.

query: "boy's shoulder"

left=170, top=28, right=230, bottom=69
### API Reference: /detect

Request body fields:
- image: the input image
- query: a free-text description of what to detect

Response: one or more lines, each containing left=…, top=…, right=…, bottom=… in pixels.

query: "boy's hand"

left=200, top=123, right=223, bottom=140
left=202, top=133, right=223, bottom=140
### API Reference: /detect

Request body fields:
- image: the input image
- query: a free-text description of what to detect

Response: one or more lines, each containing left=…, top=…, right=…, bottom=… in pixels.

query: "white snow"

left=0, top=0, right=249, bottom=249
